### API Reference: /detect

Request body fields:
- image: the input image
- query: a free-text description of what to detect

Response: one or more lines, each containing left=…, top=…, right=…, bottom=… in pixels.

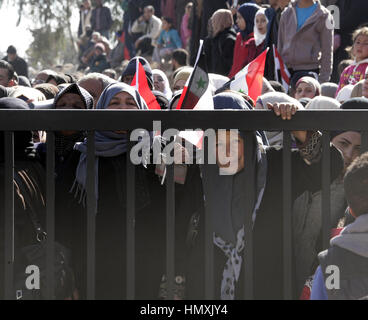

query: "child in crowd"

left=254, top=8, right=269, bottom=49
left=311, top=152, right=368, bottom=300
left=336, top=27, right=368, bottom=95
left=228, top=3, right=261, bottom=78
left=152, top=17, right=182, bottom=64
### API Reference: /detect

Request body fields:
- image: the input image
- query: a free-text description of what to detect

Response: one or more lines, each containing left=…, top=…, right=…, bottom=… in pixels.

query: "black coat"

left=3, top=56, right=28, bottom=78
left=205, top=27, right=236, bottom=76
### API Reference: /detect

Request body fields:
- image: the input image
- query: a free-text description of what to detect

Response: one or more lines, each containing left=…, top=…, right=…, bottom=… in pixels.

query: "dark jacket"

left=206, top=27, right=236, bottom=76
left=3, top=56, right=28, bottom=78
left=91, top=6, right=113, bottom=32
left=89, top=54, right=110, bottom=73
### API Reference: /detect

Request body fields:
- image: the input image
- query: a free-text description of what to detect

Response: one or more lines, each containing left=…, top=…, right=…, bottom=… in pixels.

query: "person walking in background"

left=2, top=45, right=28, bottom=78
left=91, top=0, right=113, bottom=39
left=78, top=0, right=92, bottom=38
left=180, top=2, right=193, bottom=51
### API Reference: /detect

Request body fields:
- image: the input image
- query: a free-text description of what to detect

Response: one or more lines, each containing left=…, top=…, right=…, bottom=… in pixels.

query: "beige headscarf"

left=305, top=96, right=341, bottom=110
left=211, top=9, right=234, bottom=38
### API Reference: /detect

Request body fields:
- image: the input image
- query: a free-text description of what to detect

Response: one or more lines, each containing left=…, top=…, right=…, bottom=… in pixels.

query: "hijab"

left=321, top=82, right=338, bottom=98
left=211, top=9, right=234, bottom=38
left=201, top=92, right=267, bottom=300
left=296, top=76, right=322, bottom=97
left=238, top=3, right=260, bottom=40
left=0, top=97, right=34, bottom=162
left=152, top=69, right=173, bottom=100
left=336, top=84, right=354, bottom=103
left=71, top=83, right=148, bottom=208
left=305, top=96, right=341, bottom=110
left=254, top=8, right=269, bottom=47
left=53, top=83, right=94, bottom=110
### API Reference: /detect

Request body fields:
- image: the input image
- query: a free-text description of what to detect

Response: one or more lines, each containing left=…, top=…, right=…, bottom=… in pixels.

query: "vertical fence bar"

left=86, top=131, right=96, bottom=300
left=243, top=131, right=255, bottom=300
left=126, top=139, right=135, bottom=299
left=322, top=131, right=331, bottom=251
left=204, top=136, right=214, bottom=300
left=361, top=131, right=368, bottom=154
left=4, top=132, right=14, bottom=300
left=166, top=163, right=175, bottom=300
left=282, top=131, right=292, bottom=300
left=46, top=131, right=55, bottom=299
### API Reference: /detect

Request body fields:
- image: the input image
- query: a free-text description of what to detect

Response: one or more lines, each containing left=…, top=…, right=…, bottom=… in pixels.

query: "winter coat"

left=91, top=6, right=112, bottom=33
left=277, top=0, right=334, bottom=83
left=206, top=27, right=236, bottom=76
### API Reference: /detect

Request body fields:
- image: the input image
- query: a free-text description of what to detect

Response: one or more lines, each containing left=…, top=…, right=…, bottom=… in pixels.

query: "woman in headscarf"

left=188, top=92, right=343, bottom=299
left=253, top=8, right=268, bottom=53
left=228, top=3, right=261, bottom=79
left=71, top=83, right=166, bottom=299
left=172, top=67, right=193, bottom=93
left=152, top=69, right=173, bottom=100
left=205, top=9, right=237, bottom=76
left=294, top=76, right=322, bottom=101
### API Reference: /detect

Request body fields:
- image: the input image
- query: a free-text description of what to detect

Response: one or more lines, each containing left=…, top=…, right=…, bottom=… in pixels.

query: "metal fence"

left=2, top=109, right=368, bottom=300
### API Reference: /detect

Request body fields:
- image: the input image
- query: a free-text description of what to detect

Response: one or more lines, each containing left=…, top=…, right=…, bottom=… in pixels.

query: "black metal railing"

left=2, top=109, right=368, bottom=300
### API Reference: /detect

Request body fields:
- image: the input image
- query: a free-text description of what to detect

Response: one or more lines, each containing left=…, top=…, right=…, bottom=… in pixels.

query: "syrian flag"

left=176, top=40, right=210, bottom=110
left=131, top=60, right=161, bottom=110
left=273, top=44, right=290, bottom=92
left=223, top=48, right=269, bottom=102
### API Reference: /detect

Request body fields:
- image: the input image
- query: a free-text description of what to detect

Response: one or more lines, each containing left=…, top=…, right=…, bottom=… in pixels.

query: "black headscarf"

left=200, top=92, right=268, bottom=300
left=53, top=83, right=94, bottom=110
left=0, top=97, right=34, bottom=162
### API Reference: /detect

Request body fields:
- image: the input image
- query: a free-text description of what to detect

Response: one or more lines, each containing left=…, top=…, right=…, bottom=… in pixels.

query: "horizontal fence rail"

left=2, top=109, right=368, bottom=300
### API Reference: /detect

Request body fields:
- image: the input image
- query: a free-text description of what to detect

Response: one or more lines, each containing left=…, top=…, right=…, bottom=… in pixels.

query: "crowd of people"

left=1, top=0, right=368, bottom=300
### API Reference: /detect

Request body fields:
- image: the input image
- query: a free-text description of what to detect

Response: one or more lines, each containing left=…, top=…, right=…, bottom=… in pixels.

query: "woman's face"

left=236, top=12, right=246, bottom=31
left=216, top=131, right=245, bottom=175
left=256, top=14, right=268, bottom=35
left=173, top=79, right=186, bottom=92
left=295, top=82, right=316, bottom=100
left=154, top=74, right=166, bottom=93
left=107, top=91, right=138, bottom=110
left=56, top=93, right=85, bottom=136
left=353, top=35, right=368, bottom=62
left=332, top=131, right=361, bottom=170
left=107, top=91, right=139, bottom=134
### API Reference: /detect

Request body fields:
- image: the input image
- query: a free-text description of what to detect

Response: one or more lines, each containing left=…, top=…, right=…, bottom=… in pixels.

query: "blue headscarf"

left=71, top=83, right=148, bottom=208
left=202, top=92, right=268, bottom=300
left=238, top=3, right=260, bottom=40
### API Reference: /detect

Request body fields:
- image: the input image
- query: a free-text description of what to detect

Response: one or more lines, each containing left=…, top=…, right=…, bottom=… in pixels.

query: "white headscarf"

left=254, top=8, right=268, bottom=47
left=152, top=69, right=172, bottom=100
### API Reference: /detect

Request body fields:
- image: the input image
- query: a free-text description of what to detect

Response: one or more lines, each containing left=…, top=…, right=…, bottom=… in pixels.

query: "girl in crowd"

left=180, top=2, right=193, bottom=50
left=254, top=8, right=269, bottom=51
left=152, top=69, right=173, bottom=100
left=153, top=17, right=182, bottom=64
left=228, top=3, right=260, bottom=78
left=294, top=76, right=321, bottom=100
left=71, top=83, right=166, bottom=299
left=337, top=27, right=368, bottom=95
left=188, top=92, right=343, bottom=299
